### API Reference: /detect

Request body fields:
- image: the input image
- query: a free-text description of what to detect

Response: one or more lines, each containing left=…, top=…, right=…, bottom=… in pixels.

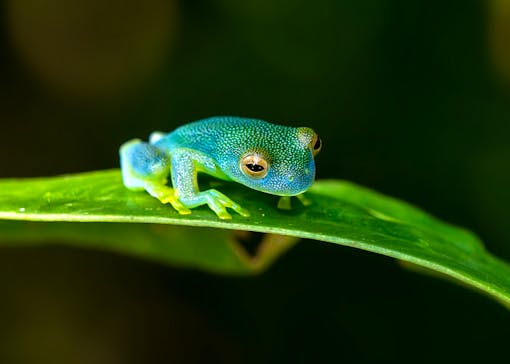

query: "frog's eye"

left=310, top=133, right=322, bottom=156
left=240, top=153, right=268, bottom=179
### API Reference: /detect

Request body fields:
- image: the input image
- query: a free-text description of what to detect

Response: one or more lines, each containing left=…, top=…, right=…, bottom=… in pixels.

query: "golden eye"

left=310, top=133, right=322, bottom=156
left=240, top=153, right=268, bottom=179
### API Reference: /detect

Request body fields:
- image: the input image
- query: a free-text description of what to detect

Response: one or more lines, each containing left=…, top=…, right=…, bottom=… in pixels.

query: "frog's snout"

left=287, top=167, right=311, bottom=182
left=283, top=172, right=314, bottom=196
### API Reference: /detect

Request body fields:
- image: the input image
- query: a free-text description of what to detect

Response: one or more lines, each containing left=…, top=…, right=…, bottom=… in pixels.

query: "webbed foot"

left=277, top=193, right=312, bottom=210
left=296, top=193, right=312, bottom=206
left=144, top=182, right=192, bottom=215
left=181, top=189, right=250, bottom=220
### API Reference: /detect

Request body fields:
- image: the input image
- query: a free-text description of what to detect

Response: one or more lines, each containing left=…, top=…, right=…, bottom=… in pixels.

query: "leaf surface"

left=0, top=170, right=509, bottom=305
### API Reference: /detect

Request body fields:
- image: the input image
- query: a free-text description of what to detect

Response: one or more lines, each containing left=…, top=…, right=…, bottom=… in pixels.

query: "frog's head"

left=224, top=126, right=322, bottom=196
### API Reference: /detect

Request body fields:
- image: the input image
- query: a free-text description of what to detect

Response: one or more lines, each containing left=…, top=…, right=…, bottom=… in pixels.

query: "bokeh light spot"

left=7, top=0, right=177, bottom=99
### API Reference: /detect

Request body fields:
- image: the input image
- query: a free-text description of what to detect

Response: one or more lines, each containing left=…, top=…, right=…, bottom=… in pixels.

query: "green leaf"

left=0, top=170, right=509, bottom=306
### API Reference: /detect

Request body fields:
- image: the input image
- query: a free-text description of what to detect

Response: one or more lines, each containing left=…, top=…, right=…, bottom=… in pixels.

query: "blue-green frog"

left=120, top=116, right=322, bottom=219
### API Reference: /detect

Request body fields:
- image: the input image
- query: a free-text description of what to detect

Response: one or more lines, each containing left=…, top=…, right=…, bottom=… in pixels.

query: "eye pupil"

left=240, top=153, right=269, bottom=179
left=246, top=163, right=264, bottom=172
left=313, top=138, right=322, bottom=150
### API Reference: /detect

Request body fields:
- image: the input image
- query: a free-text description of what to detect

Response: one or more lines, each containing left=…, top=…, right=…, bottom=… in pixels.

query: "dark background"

left=1, top=0, right=510, bottom=363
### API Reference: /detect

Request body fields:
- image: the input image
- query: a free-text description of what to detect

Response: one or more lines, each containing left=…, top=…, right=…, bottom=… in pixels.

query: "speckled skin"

left=120, top=116, right=320, bottom=219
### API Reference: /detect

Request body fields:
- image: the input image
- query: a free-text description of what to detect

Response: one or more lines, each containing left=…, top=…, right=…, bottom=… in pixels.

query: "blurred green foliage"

left=1, top=0, right=510, bottom=363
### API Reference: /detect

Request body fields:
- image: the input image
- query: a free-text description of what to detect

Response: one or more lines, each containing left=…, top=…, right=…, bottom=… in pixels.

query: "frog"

left=120, top=116, right=322, bottom=219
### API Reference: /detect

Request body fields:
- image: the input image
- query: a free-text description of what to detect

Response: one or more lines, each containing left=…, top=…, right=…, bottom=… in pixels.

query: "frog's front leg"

left=120, top=140, right=191, bottom=215
left=170, top=148, right=250, bottom=219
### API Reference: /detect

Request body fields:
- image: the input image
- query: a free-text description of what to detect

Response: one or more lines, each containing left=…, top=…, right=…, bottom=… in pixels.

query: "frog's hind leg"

left=120, top=139, right=167, bottom=189
left=120, top=139, right=191, bottom=215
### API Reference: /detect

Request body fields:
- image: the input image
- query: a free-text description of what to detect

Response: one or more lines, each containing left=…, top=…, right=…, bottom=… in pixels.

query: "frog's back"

left=154, top=116, right=285, bottom=155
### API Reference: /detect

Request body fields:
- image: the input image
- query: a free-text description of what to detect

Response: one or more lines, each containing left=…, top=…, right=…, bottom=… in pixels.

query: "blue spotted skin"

left=120, top=116, right=320, bottom=219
